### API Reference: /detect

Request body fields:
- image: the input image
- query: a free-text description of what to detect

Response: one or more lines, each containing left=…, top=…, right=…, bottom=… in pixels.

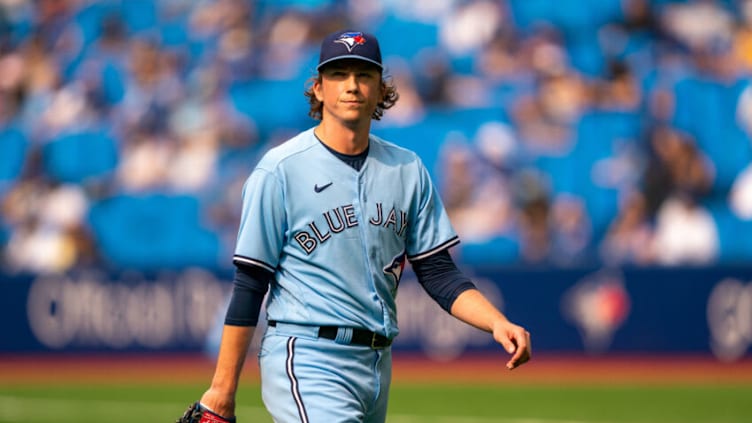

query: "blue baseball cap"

left=317, top=30, right=383, bottom=71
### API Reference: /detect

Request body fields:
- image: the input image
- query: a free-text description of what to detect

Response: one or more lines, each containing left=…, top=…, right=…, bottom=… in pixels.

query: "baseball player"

left=177, top=29, right=531, bottom=423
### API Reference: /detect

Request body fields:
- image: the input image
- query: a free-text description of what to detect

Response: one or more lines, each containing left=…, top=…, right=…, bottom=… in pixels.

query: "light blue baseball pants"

left=259, top=322, right=392, bottom=423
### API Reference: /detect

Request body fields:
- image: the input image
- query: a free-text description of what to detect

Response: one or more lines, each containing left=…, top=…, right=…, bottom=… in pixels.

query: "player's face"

left=315, top=60, right=383, bottom=126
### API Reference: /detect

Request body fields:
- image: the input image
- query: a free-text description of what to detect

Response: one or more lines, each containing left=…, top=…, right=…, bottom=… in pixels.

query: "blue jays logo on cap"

left=335, top=32, right=367, bottom=52
left=317, top=29, right=383, bottom=71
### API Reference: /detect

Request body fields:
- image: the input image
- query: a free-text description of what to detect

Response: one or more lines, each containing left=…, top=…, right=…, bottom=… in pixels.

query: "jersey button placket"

left=358, top=174, right=385, bottom=324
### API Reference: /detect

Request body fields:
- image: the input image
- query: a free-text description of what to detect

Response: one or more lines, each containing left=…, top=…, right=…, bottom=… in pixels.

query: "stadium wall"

left=1, top=266, right=751, bottom=362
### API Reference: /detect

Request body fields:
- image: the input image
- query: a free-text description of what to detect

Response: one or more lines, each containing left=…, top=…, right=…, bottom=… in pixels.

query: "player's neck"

left=314, top=120, right=370, bottom=155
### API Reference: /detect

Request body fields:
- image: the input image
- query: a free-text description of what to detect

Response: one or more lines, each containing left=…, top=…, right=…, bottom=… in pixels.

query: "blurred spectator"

left=549, top=194, right=593, bottom=266
left=438, top=0, right=504, bottom=57
left=16, top=32, right=61, bottom=140
left=115, top=37, right=184, bottom=136
left=590, top=61, right=642, bottom=112
left=733, top=0, right=752, bottom=73
left=2, top=179, right=95, bottom=273
left=507, top=28, right=588, bottom=157
left=599, top=190, right=656, bottom=265
left=166, top=130, right=220, bottom=193
left=641, top=126, right=713, bottom=218
left=651, top=194, right=719, bottom=265
left=511, top=70, right=587, bottom=157
left=377, top=57, right=426, bottom=127
left=439, top=141, right=513, bottom=243
left=660, top=0, right=734, bottom=54
left=412, top=47, right=453, bottom=105
left=731, top=83, right=752, bottom=220
left=0, top=39, right=25, bottom=120
left=475, top=29, right=524, bottom=83
left=730, top=163, right=752, bottom=219
left=116, top=129, right=174, bottom=192
left=511, top=168, right=552, bottom=263
left=257, top=10, right=314, bottom=79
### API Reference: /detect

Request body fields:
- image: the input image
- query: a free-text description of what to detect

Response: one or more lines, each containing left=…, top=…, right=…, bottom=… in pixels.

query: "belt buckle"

left=371, top=333, right=389, bottom=349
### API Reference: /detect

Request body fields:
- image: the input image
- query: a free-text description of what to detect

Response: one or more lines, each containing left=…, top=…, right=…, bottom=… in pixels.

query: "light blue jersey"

left=233, top=127, right=458, bottom=339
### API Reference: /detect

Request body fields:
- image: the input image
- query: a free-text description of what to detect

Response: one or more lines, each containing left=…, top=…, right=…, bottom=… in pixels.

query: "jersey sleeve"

left=406, top=160, right=459, bottom=261
left=233, top=168, right=285, bottom=273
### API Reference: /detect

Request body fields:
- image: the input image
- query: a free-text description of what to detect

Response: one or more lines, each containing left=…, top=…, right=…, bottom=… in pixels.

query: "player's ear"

left=313, top=77, right=324, bottom=102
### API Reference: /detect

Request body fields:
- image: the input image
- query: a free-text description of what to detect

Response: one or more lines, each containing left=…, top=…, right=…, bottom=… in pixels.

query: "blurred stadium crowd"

left=1, top=0, right=752, bottom=275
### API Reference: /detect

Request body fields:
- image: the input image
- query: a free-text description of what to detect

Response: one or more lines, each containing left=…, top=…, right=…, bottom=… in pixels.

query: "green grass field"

left=1, top=381, right=751, bottom=423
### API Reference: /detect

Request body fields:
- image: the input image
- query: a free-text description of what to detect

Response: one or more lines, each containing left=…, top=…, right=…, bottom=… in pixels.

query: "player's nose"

left=343, top=73, right=359, bottom=91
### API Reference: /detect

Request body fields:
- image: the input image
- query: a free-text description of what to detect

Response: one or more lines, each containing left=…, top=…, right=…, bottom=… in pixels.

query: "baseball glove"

left=175, top=401, right=236, bottom=423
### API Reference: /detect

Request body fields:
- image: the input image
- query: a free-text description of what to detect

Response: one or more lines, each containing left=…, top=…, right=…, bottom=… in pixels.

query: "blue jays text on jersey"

left=293, top=202, right=409, bottom=254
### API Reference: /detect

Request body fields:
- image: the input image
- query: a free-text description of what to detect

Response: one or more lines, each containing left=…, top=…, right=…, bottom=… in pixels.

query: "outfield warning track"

left=1, top=353, right=750, bottom=385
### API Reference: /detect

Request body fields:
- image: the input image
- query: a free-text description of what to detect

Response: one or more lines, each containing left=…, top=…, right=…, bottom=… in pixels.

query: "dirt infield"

left=1, top=353, right=751, bottom=385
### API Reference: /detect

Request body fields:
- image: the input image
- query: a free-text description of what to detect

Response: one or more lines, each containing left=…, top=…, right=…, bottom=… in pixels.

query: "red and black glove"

left=175, top=402, right=236, bottom=423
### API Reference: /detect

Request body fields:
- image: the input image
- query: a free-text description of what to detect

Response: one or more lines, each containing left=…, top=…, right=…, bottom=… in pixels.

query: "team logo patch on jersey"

left=334, top=32, right=366, bottom=52
left=383, top=250, right=407, bottom=288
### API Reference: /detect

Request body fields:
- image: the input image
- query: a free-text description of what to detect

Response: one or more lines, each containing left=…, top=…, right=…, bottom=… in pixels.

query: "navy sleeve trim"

left=407, top=236, right=460, bottom=262
left=233, top=255, right=276, bottom=273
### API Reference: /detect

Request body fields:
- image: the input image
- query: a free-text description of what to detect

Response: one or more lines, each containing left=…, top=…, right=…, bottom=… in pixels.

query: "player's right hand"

left=198, top=388, right=236, bottom=420
left=175, top=401, right=236, bottom=423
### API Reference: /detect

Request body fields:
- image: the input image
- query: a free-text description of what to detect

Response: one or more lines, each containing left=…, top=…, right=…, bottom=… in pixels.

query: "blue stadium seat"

left=706, top=199, right=752, bottom=264
left=73, top=2, right=118, bottom=47
left=534, top=155, right=578, bottom=195
left=508, top=0, right=622, bottom=33
left=568, top=37, right=606, bottom=76
left=102, top=61, right=126, bottom=104
left=88, top=194, right=221, bottom=270
left=535, top=153, right=617, bottom=240
left=0, top=221, right=7, bottom=249
left=120, top=0, right=158, bottom=34
left=43, top=130, right=119, bottom=183
left=229, top=77, right=314, bottom=139
left=575, top=111, right=642, bottom=159
left=374, top=15, right=439, bottom=60
left=672, top=77, right=752, bottom=192
left=373, top=107, right=508, bottom=179
left=372, top=121, right=443, bottom=179
left=534, top=111, right=640, bottom=238
left=256, top=0, right=335, bottom=14
left=458, top=235, right=521, bottom=267
left=0, top=126, right=27, bottom=184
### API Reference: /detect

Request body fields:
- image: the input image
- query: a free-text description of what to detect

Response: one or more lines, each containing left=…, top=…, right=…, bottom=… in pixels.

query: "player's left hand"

left=492, top=320, right=531, bottom=370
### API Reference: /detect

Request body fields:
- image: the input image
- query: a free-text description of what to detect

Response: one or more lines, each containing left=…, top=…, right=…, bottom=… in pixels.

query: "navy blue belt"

left=268, top=321, right=392, bottom=349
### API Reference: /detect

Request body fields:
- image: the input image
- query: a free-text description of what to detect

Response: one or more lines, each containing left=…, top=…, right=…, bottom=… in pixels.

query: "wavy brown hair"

left=304, top=72, right=400, bottom=121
